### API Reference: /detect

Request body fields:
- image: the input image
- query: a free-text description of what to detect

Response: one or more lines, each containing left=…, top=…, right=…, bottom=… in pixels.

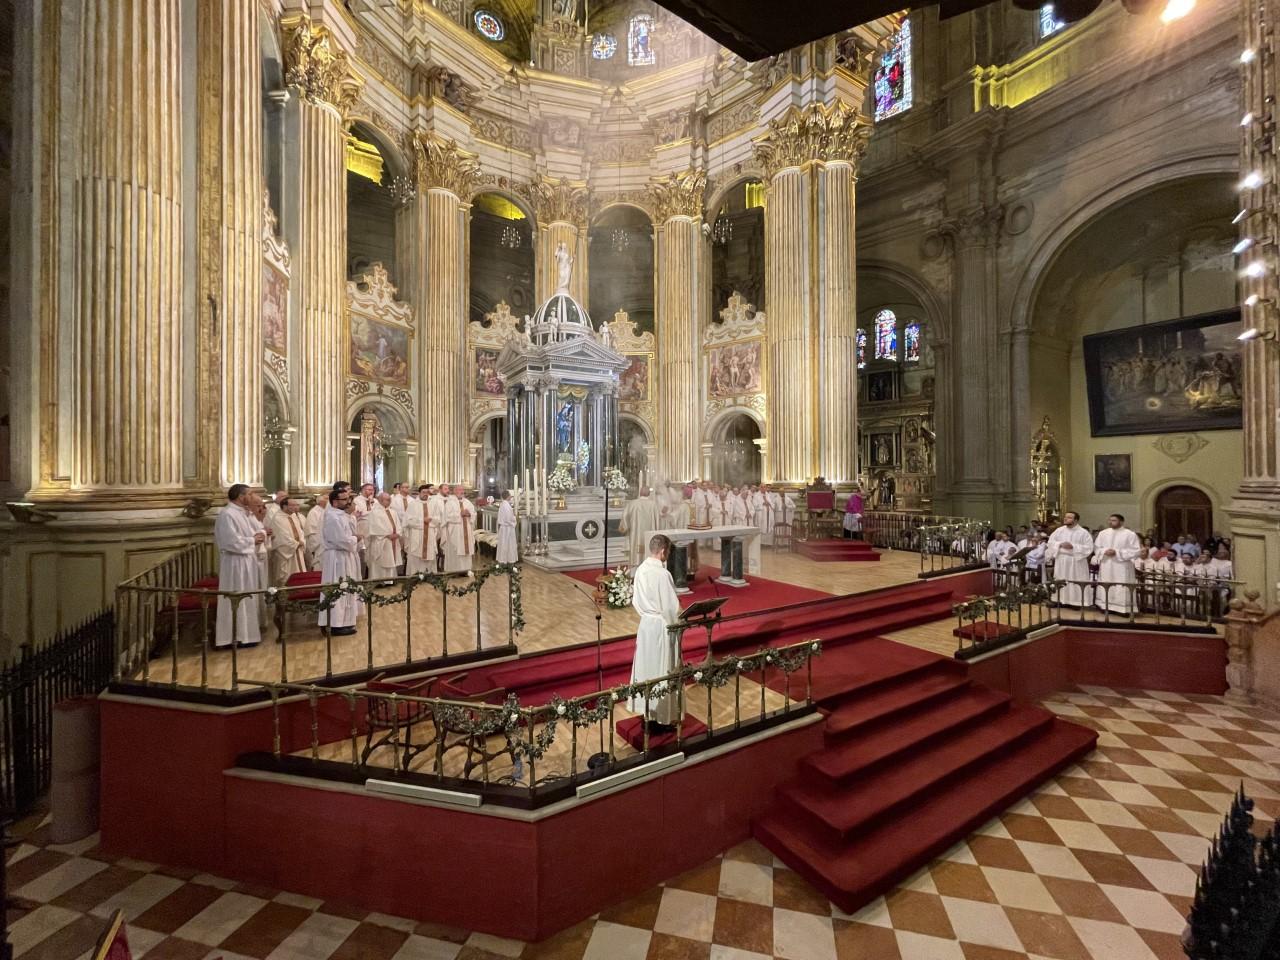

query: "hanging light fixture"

left=611, top=227, right=631, bottom=252
left=712, top=213, right=733, bottom=245
left=501, top=222, right=522, bottom=249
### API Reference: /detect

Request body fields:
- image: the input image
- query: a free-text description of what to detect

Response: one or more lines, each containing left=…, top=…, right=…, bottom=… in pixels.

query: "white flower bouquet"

left=603, top=467, right=629, bottom=492
left=547, top=464, right=576, bottom=493
left=602, top=565, right=634, bottom=609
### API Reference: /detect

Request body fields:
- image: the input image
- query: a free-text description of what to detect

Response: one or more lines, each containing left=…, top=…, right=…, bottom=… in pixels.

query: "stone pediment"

left=496, top=332, right=630, bottom=385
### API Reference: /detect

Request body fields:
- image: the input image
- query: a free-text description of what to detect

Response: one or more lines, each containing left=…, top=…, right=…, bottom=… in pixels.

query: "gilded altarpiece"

left=468, top=302, right=531, bottom=436
left=703, top=293, right=767, bottom=477
left=344, top=265, right=417, bottom=469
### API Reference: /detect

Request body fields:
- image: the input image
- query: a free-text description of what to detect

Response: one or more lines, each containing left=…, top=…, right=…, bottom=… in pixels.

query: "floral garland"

left=547, top=464, right=576, bottom=493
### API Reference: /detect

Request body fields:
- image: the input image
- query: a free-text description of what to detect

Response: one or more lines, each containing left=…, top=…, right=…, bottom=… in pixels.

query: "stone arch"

left=346, top=396, right=414, bottom=441
left=1139, top=476, right=1225, bottom=539
left=705, top=405, right=765, bottom=440
left=856, top=259, right=948, bottom=344
left=705, top=173, right=764, bottom=221
left=619, top=412, right=653, bottom=443
left=591, top=199, right=655, bottom=223
left=263, top=364, right=290, bottom=424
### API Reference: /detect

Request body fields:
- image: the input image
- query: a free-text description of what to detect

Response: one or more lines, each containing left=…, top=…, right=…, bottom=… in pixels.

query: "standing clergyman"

left=628, top=534, right=682, bottom=731
left=1045, top=511, right=1094, bottom=609
left=365, top=491, right=403, bottom=581
left=619, top=486, right=661, bottom=567
left=496, top=490, right=519, bottom=564
left=213, top=484, right=263, bottom=648
left=320, top=483, right=363, bottom=636
left=269, top=495, right=307, bottom=586
left=1092, top=513, right=1141, bottom=614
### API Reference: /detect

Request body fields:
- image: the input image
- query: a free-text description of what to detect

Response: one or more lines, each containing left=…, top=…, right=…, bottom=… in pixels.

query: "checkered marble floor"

left=7, top=685, right=1279, bottom=960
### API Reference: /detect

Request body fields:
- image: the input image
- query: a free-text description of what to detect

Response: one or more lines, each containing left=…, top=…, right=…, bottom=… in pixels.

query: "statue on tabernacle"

left=554, top=241, right=574, bottom=296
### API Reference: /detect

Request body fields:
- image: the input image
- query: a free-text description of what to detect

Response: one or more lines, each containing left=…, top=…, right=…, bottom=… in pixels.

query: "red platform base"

left=952, top=621, right=1017, bottom=641
left=616, top=714, right=709, bottom=750
left=795, top=539, right=881, bottom=562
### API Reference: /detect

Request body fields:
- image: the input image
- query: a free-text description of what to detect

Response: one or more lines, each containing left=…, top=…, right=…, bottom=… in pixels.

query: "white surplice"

left=213, top=504, right=261, bottom=648
left=365, top=504, right=403, bottom=579
left=319, top=507, right=363, bottom=629
left=620, top=497, right=661, bottom=567
left=304, top=503, right=327, bottom=571
left=628, top=556, right=683, bottom=724
left=442, top=496, right=475, bottom=573
left=269, top=509, right=306, bottom=586
left=496, top=500, right=519, bottom=564
left=1045, top=524, right=1095, bottom=608
left=1092, top=526, right=1141, bottom=613
left=402, top=499, right=428, bottom=575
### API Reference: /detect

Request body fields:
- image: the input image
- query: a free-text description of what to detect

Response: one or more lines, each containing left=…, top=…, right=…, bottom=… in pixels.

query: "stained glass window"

left=628, top=15, right=656, bottom=66
left=856, top=329, right=867, bottom=370
left=474, top=9, right=504, bottom=41
left=873, top=19, right=912, bottom=122
left=1039, top=5, right=1066, bottom=38
left=904, top=323, right=921, bottom=363
left=592, top=34, right=617, bottom=59
left=874, top=309, right=897, bottom=361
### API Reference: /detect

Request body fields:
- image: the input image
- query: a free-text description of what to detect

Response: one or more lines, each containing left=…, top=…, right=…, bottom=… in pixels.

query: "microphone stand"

left=567, top=579, right=611, bottom=774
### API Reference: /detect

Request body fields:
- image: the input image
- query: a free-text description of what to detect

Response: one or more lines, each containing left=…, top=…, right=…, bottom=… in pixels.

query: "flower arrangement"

left=601, top=565, right=634, bottom=609
left=576, top=440, right=591, bottom=472
left=603, top=466, right=629, bottom=493
left=547, top=464, right=576, bottom=493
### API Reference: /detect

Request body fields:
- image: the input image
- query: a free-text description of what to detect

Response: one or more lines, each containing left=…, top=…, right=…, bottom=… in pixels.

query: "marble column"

left=201, top=0, right=263, bottom=489
left=413, top=133, right=480, bottom=483
left=281, top=16, right=363, bottom=492
left=754, top=103, right=869, bottom=486
left=1229, top=0, right=1280, bottom=608
left=529, top=177, right=589, bottom=304
left=71, top=0, right=185, bottom=490
left=648, top=170, right=705, bottom=482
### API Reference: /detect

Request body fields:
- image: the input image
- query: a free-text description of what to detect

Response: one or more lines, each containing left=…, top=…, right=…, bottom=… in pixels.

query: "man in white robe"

left=986, top=531, right=1017, bottom=569
left=426, top=484, right=445, bottom=573
left=365, top=492, right=403, bottom=580
left=442, top=486, right=476, bottom=574
left=213, top=485, right=264, bottom=648
left=1092, top=513, right=1141, bottom=614
left=620, top=487, right=661, bottom=567
left=628, top=535, right=683, bottom=729
left=320, top=485, right=363, bottom=635
left=304, top=493, right=329, bottom=570
left=402, top=485, right=427, bottom=575
left=389, top=482, right=412, bottom=530
left=269, top=496, right=307, bottom=586
left=496, top=491, right=519, bottom=564
left=1045, top=512, right=1095, bottom=608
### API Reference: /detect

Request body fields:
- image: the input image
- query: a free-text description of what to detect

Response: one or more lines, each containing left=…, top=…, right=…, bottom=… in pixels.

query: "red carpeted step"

left=802, top=686, right=1012, bottom=784
left=795, top=540, right=882, bottom=563
left=822, top=664, right=970, bottom=738
left=779, top=704, right=1055, bottom=843
left=754, top=718, right=1098, bottom=915
left=766, top=635, right=950, bottom=705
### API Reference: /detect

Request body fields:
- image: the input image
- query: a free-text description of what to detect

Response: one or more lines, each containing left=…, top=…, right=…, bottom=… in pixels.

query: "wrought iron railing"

left=0, top=611, right=116, bottom=816
left=910, top=519, right=993, bottom=574
left=235, top=638, right=822, bottom=807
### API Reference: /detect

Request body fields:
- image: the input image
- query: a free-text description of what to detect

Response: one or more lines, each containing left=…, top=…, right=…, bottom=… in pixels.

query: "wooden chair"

left=273, top=569, right=324, bottom=637
left=773, top=522, right=793, bottom=553
left=360, top=672, right=439, bottom=770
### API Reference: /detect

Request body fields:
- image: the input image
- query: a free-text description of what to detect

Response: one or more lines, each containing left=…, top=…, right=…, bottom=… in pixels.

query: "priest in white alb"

left=1092, top=513, right=1141, bottom=614
left=402, top=485, right=428, bottom=576
left=320, top=485, right=363, bottom=636
left=619, top=486, right=661, bottom=567
left=304, top=492, right=328, bottom=570
left=496, top=490, right=519, bottom=564
left=442, top=485, right=476, bottom=574
left=365, top=492, right=403, bottom=580
left=628, top=535, right=683, bottom=730
left=1045, top=511, right=1094, bottom=608
left=213, top=484, right=264, bottom=648
left=268, top=496, right=307, bottom=586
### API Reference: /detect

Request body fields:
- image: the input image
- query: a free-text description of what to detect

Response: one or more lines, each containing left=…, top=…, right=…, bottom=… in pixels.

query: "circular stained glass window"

left=474, top=9, right=505, bottom=41
left=592, top=33, right=617, bottom=59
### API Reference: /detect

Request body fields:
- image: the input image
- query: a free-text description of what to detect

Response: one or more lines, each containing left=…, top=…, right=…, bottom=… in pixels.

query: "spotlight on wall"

left=1241, top=170, right=1265, bottom=190
left=1243, top=47, right=1258, bottom=64
left=1235, top=208, right=1256, bottom=224
left=1160, top=0, right=1195, bottom=22
left=1235, top=238, right=1256, bottom=254
left=1238, top=327, right=1276, bottom=341
left=1245, top=261, right=1268, bottom=278
left=1243, top=112, right=1256, bottom=126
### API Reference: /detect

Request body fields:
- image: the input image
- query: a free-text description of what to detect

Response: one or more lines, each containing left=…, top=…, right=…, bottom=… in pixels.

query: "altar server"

left=269, top=496, right=307, bottom=586
left=403, top=486, right=428, bottom=575
left=442, top=485, right=476, bottom=574
left=843, top=486, right=864, bottom=540
left=1045, top=512, right=1094, bottom=608
left=366, top=492, right=403, bottom=580
left=320, top=484, right=362, bottom=635
left=213, top=485, right=264, bottom=648
left=628, top=535, right=683, bottom=729
left=986, top=530, right=1017, bottom=569
left=304, top=493, right=329, bottom=570
left=496, top=490, right=519, bottom=564
left=620, top=487, right=661, bottom=567
left=1092, top=513, right=1141, bottom=614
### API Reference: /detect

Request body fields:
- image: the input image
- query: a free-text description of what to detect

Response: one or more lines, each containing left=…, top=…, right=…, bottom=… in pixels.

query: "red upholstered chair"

left=429, top=671, right=517, bottom=782
left=273, top=570, right=324, bottom=636
left=153, top=576, right=219, bottom=654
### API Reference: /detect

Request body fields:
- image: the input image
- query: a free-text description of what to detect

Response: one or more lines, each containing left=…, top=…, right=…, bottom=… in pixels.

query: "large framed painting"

left=1094, top=453, right=1132, bottom=493
left=619, top=354, right=651, bottom=402
left=262, top=261, right=288, bottom=355
left=1083, top=309, right=1243, bottom=437
left=473, top=347, right=504, bottom=397
left=349, top=314, right=411, bottom=387
left=707, top=341, right=762, bottom=399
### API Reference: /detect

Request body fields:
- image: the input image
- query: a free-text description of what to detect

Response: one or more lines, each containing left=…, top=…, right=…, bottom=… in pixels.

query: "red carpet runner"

left=794, top=538, right=882, bottom=562
left=562, top=566, right=832, bottom=617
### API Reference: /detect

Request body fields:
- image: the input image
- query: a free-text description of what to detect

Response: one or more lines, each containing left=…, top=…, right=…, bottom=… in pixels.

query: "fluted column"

left=282, top=16, right=363, bottom=491
left=202, top=0, right=263, bottom=489
left=414, top=133, right=480, bottom=482
left=755, top=102, right=869, bottom=485
left=529, top=177, right=589, bottom=304
left=71, top=0, right=184, bottom=490
left=649, top=170, right=705, bottom=481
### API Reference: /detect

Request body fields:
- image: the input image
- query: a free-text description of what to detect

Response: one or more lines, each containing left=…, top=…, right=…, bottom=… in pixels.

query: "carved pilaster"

left=280, top=14, right=364, bottom=116
left=646, top=169, right=707, bottom=223
left=753, top=101, right=871, bottom=179
left=412, top=132, right=482, bottom=198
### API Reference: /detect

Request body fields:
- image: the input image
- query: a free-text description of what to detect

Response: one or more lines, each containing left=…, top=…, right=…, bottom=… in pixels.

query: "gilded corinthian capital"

left=646, top=168, right=707, bottom=222
left=280, top=15, right=364, bottom=115
left=528, top=176, right=590, bottom=227
left=411, top=132, right=482, bottom=197
left=752, top=101, right=871, bottom=179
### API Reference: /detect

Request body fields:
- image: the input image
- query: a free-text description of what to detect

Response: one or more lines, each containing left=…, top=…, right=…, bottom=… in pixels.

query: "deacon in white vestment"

left=304, top=494, right=329, bottom=570
left=620, top=488, right=662, bottom=567
left=319, top=490, right=363, bottom=633
left=628, top=537, right=683, bottom=726
left=366, top=493, right=403, bottom=580
left=442, top=487, right=476, bottom=574
left=1045, top=512, right=1094, bottom=608
left=269, top=497, right=307, bottom=586
left=496, top=492, right=519, bottom=564
left=213, top=486, right=264, bottom=648
left=389, top=484, right=412, bottom=530
left=1091, top=514, right=1141, bottom=613
left=402, top=487, right=428, bottom=575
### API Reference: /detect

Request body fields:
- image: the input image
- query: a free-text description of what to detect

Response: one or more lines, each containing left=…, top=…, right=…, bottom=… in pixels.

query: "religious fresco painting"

left=1094, top=453, right=1132, bottom=493
left=349, top=314, right=410, bottom=387
left=619, top=355, right=650, bottom=402
left=474, top=347, right=504, bottom=397
left=708, top=341, right=762, bottom=399
left=262, top=262, right=288, bottom=355
left=1083, top=309, right=1243, bottom=436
